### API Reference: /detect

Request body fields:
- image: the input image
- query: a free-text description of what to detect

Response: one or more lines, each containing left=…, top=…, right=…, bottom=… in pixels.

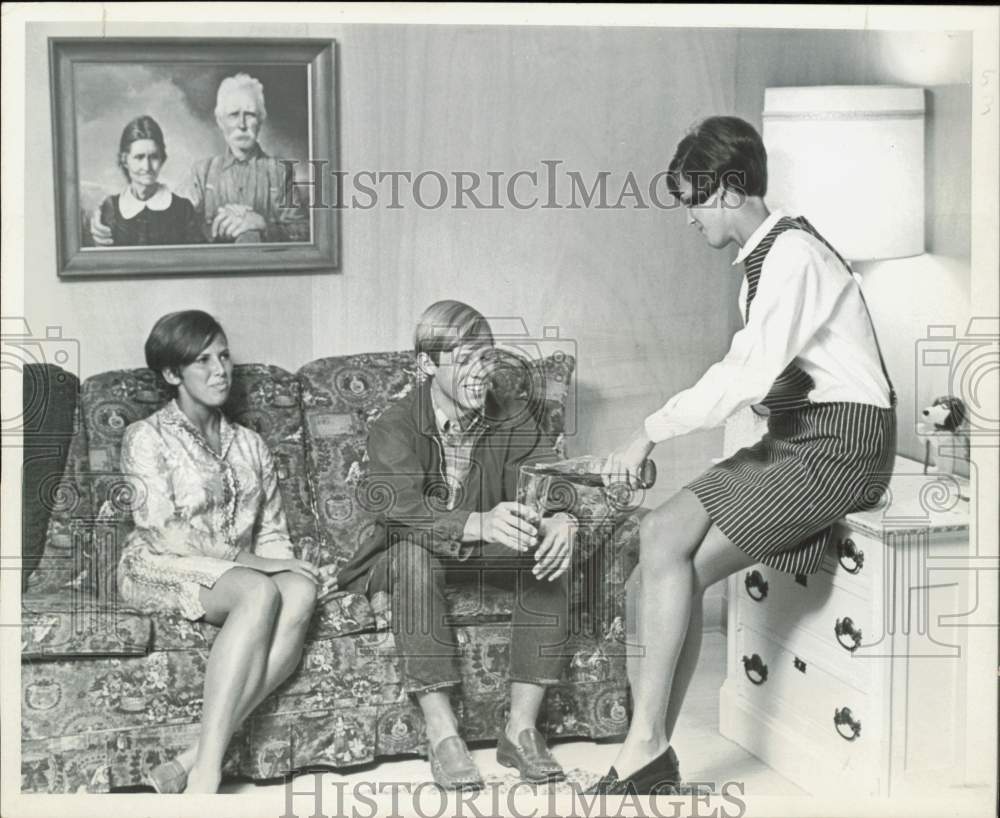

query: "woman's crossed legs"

left=613, top=488, right=755, bottom=779
left=178, top=567, right=317, bottom=792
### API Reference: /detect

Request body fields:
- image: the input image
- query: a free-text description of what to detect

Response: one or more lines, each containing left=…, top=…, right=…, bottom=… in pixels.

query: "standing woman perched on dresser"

left=117, top=310, right=319, bottom=793
left=591, top=117, right=897, bottom=794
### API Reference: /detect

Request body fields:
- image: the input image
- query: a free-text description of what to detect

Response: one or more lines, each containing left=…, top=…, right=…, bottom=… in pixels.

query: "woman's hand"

left=90, top=209, right=114, bottom=246
left=602, top=427, right=655, bottom=489
left=533, top=513, right=577, bottom=581
left=316, top=564, right=342, bottom=603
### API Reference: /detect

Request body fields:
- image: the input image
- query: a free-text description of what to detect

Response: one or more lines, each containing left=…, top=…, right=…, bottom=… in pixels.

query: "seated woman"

left=117, top=310, right=319, bottom=793
left=88, top=116, right=202, bottom=246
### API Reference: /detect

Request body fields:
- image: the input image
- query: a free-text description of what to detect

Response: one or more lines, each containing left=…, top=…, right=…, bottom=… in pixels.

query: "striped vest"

left=745, top=216, right=896, bottom=415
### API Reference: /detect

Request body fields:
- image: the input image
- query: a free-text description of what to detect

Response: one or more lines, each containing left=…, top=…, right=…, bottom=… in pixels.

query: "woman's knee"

left=203, top=568, right=280, bottom=624
left=638, top=510, right=683, bottom=574
left=234, top=570, right=282, bottom=618
left=275, top=573, right=318, bottom=626
left=638, top=491, right=709, bottom=574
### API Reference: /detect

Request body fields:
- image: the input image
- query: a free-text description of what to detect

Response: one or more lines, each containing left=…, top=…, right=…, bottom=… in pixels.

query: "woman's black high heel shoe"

left=587, top=745, right=681, bottom=795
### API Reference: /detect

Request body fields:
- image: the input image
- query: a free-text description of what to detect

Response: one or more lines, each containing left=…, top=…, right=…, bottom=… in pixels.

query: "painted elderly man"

left=91, top=73, right=308, bottom=245
left=185, top=73, right=308, bottom=243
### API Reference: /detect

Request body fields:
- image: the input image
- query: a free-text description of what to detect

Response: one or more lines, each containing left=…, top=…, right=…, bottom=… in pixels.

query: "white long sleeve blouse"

left=644, top=210, right=893, bottom=444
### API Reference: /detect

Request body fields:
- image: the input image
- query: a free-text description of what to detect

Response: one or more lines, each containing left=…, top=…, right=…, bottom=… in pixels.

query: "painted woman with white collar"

left=91, top=115, right=202, bottom=246
left=590, top=116, right=897, bottom=794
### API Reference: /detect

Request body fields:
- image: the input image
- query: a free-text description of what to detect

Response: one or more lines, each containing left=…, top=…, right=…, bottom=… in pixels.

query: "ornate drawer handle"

left=835, top=616, right=863, bottom=652
left=744, top=570, right=769, bottom=601
left=834, top=706, right=862, bottom=741
left=837, top=538, right=865, bottom=574
left=742, top=653, right=768, bottom=685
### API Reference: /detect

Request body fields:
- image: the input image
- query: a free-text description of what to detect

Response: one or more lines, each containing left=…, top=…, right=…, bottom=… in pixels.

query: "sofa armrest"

left=22, top=590, right=151, bottom=659
left=571, top=508, right=646, bottom=639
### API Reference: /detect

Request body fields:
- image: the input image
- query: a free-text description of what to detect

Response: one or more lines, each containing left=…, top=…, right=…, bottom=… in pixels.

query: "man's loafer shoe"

left=496, top=727, right=565, bottom=783
left=428, top=736, right=484, bottom=790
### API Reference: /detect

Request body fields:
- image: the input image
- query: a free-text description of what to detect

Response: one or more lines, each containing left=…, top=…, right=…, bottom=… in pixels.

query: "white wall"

left=735, top=28, right=973, bottom=463
left=23, top=22, right=739, bottom=496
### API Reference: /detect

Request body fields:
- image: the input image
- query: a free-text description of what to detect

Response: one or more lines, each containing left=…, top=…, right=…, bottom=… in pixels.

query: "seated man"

left=336, top=300, right=577, bottom=789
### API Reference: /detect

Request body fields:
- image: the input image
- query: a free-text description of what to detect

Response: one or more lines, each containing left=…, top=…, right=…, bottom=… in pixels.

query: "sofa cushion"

left=25, top=408, right=93, bottom=596
left=74, top=364, right=319, bottom=598
left=141, top=590, right=379, bottom=651
left=21, top=591, right=150, bottom=659
left=297, top=350, right=577, bottom=573
left=297, top=352, right=421, bottom=572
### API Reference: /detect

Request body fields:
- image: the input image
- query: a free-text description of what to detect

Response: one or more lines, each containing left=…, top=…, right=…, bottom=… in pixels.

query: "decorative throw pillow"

left=21, top=364, right=80, bottom=591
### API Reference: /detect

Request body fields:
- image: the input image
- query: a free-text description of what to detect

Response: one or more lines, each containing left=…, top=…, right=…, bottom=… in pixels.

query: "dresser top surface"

left=843, top=456, right=970, bottom=537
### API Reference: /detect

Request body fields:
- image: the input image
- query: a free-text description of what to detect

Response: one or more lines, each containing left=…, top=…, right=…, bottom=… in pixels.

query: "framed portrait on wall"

left=49, top=38, right=337, bottom=277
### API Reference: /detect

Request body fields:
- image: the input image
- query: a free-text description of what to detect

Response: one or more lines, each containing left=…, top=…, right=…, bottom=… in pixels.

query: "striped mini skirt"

left=686, top=401, right=897, bottom=575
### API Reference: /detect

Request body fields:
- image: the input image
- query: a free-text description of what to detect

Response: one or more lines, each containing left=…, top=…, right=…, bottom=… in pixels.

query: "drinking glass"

left=517, top=464, right=552, bottom=549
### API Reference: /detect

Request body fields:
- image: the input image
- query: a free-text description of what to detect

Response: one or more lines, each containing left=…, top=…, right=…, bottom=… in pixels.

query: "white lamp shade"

left=763, top=86, right=925, bottom=261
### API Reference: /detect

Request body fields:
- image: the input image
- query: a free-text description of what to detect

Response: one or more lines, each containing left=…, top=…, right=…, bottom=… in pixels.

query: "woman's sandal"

left=148, top=758, right=188, bottom=794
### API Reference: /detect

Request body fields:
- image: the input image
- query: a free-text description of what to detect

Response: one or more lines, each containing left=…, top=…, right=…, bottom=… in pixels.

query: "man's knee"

left=390, top=540, right=445, bottom=597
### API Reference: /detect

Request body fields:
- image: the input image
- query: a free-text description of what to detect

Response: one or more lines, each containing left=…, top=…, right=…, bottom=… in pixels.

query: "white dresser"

left=719, top=456, right=974, bottom=796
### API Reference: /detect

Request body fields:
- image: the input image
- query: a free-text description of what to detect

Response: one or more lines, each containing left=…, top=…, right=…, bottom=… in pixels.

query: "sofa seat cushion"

left=22, top=591, right=150, bottom=659
left=21, top=631, right=402, bottom=741
left=23, top=622, right=626, bottom=743
left=143, top=590, right=380, bottom=651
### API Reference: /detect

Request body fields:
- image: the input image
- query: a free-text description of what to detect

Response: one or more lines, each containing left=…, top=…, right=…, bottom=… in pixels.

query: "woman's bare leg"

left=184, top=568, right=281, bottom=792
left=176, top=572, right=317, bottom=777
left=610, top=489, right=752, bottom=778
left=662, top=546, right=740, bottom=743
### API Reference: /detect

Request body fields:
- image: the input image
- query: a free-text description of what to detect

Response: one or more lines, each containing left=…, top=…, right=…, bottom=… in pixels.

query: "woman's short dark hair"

left=118, top=115, right=167, bottom=179
left=667, top=116, right=767, bottom=206
left=145, top=310, right=225, bottom=386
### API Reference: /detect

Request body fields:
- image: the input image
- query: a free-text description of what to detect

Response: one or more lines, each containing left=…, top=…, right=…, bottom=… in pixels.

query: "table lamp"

left=762, top=85, right=926, bottom=262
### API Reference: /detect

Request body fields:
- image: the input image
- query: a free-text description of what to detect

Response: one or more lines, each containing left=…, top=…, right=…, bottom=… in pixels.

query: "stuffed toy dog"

left=917, top=396, right=970, bottom=477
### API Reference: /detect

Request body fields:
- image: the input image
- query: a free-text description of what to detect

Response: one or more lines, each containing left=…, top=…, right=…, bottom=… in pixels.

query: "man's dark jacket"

left=338, top=380, right=558, bottom=592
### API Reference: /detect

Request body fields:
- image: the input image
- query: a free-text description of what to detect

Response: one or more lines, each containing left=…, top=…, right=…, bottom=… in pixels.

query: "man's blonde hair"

left=414, top=300, right=494, bottom=365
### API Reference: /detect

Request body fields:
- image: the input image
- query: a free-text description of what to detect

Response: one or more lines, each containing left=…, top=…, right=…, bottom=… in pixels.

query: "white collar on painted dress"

left=118, top=184, right=172, bottom=219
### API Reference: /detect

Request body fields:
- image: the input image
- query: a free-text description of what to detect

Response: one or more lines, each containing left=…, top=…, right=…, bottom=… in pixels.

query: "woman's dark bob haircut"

left=118, top=115, right=168, bottom=179
left=667, top=116, right=768, bottom=206
left=145, top=310, right=226, bottom=385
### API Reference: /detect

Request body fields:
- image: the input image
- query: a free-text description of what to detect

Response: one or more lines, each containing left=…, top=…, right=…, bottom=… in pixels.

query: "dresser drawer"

left=735, top=622, right=871, bottom=757
left=819, top=523, right=878, bottom=596
left=737, top=563, right=873, bottom=685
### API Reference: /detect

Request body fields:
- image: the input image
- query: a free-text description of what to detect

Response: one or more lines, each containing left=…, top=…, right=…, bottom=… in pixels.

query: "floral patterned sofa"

left=21, top=351, right=642, bottom=793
